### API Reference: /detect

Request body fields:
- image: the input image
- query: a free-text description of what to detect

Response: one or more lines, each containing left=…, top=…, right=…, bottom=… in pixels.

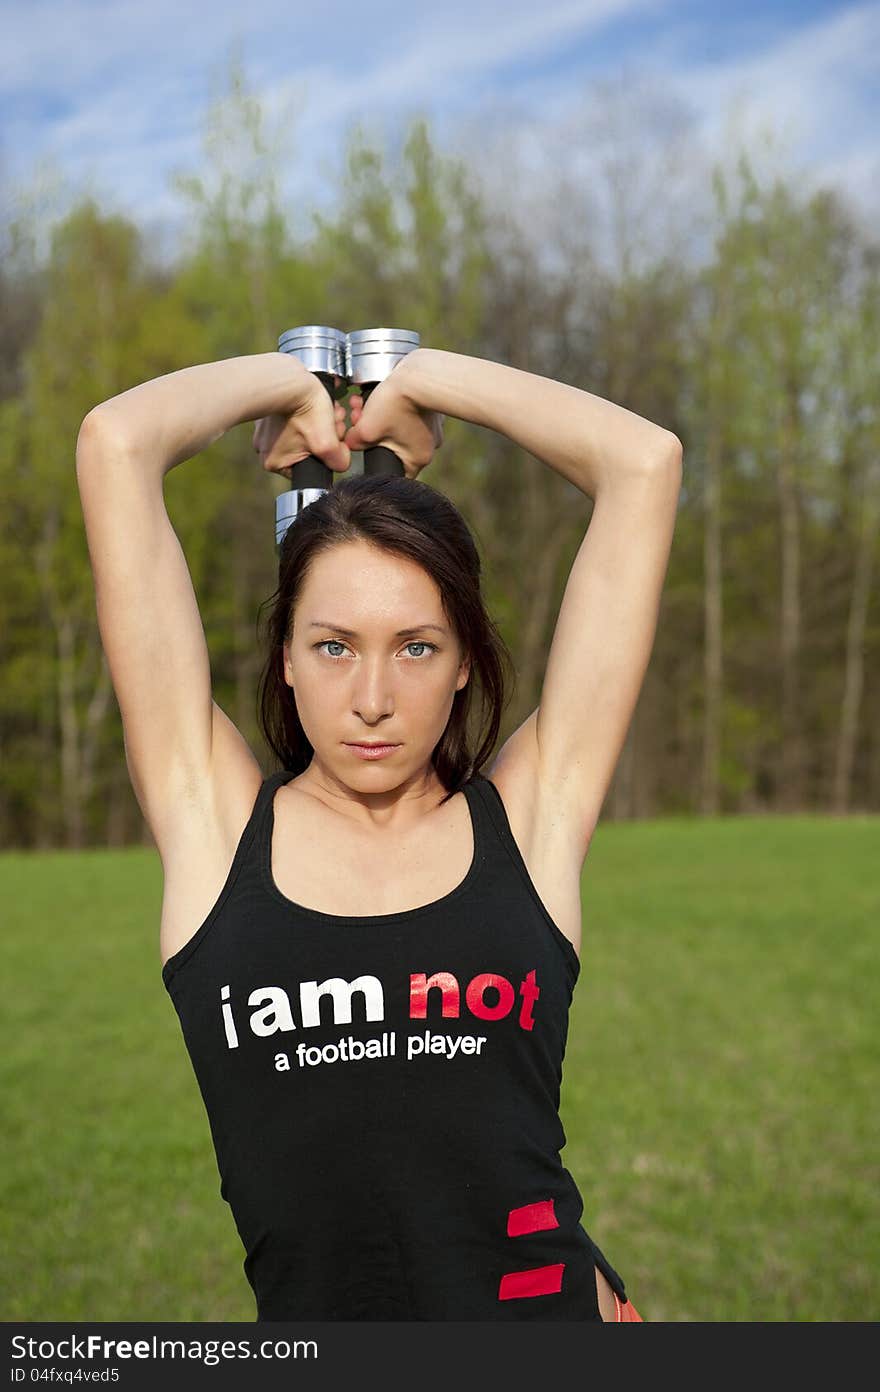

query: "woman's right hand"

left=252, top=373, right=352, bottom=478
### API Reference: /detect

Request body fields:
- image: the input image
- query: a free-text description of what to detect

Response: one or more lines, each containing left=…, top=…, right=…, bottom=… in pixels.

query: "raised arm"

left=398, top=348, right=682, bottom=859
left=75, top=353, right=318, bottom=856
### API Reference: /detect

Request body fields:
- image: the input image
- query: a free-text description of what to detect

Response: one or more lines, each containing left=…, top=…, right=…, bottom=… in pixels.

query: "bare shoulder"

left=483, top=709, right=589, bottom=962
left=157, top=700, right=264, bottom=969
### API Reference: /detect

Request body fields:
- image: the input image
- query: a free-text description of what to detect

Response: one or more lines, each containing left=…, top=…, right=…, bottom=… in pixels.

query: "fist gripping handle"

left=274, top=325, right=420, bottom=548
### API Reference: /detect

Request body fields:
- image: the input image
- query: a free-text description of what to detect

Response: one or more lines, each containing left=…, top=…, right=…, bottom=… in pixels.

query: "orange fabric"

left=614, top=1290, right=644, bottom=1322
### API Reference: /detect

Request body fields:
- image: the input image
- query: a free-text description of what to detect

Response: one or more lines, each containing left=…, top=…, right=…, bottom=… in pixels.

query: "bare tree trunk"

left=870, top=703, right=880, bottom=807
left=777, top=376, right=805, bottom=811
left=701, top=425, right=723, bottom=814
left=34, top=506, right=84, bottom=848
left=106, top=756, right=129, bottom=847
left=56, top=613, right=83, bottom=848
left=633, top=670, right=662, bottom=817
left=34, top=665, right=57, bottom=850
left=700, top=249, right=732, bottom=817
left=832, top=471, right=879, bottom=812
left=80, top=647, right=114, bottom=839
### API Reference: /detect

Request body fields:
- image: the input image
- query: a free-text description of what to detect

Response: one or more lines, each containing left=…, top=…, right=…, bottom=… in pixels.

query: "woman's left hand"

left=344, top=356, right=444, bottom=480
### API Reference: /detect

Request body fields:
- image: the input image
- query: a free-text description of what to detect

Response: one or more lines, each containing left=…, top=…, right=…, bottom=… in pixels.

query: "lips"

left=344, top=741, right=400, bottom=760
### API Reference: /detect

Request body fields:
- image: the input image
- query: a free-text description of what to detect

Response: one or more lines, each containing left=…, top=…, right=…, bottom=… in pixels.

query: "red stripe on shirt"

left=507, top=1199, right=559, bottom=1236
left=498, top=1264, right=565, bottom=1300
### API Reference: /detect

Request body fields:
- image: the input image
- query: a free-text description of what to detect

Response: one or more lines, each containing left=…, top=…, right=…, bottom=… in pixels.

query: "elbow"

left=77, top=407, right=111, bottom=447
left=76, top=408, right=130, bottom=469
left=646, top=435, right=684, bottom=488
left=76, top=409, right=106, bottom=462
left=654, top=432, right=683, bottom=468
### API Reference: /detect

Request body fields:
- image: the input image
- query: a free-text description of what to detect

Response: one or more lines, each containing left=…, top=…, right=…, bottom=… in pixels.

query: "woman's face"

left=283, top=541, right=470, bottom=792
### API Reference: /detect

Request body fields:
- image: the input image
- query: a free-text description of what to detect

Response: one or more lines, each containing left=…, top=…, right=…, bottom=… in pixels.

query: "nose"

left=351, top=657, right=395, bottom=722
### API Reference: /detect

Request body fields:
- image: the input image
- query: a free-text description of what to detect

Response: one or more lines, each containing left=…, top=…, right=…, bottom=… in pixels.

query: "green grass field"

left=2, top=814, right=877, bottom=1322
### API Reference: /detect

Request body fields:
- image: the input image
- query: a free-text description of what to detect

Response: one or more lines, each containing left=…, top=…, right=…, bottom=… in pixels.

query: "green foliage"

left=2, top=67, right=879, bottom=848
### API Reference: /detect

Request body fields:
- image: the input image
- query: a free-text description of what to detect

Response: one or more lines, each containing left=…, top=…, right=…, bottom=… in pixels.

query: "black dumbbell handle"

left=283, top=377, right=405, bottom=491
left=359, top=381, right=405, bottom=476
left=283, top=374, right=336, bottom=492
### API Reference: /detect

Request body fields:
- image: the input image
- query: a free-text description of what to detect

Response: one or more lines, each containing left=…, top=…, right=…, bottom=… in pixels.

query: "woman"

left=76, top=345, right=681, bottom=1321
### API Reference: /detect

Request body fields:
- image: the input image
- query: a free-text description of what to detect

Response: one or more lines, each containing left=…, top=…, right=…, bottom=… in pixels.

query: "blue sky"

left=2, top=0, right=878, bottom=267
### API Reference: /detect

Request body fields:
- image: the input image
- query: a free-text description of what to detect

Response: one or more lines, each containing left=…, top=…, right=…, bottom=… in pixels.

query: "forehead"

left=298, top=543, right=444, bottom=623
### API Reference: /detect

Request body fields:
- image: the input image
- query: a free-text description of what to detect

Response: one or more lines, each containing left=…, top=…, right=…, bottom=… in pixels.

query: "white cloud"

left=2, top=0, right=878, bottom=261
left=662, top=1, right=880, bottom=233
left=447, top=0, right=880, bottom=265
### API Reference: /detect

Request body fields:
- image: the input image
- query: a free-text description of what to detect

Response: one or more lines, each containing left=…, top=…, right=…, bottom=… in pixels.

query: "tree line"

left=1, top=66, right=877, bottom=848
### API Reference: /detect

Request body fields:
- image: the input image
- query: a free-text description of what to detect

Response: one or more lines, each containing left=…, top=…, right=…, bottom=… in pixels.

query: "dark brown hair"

left=256, top=473, right=516, bottom=804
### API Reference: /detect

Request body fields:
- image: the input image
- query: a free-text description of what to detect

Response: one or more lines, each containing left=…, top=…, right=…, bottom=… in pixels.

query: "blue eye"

left=314, top=640, right=438, bottom=662
left=315, top=640, right=347, bottom=660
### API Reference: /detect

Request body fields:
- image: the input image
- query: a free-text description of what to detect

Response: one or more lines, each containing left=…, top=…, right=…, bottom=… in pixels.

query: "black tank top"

left=161, top=768, right=630, bottom=1321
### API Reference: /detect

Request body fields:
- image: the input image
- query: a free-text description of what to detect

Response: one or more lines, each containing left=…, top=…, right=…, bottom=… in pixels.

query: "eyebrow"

left=307, top=621, right=448, bottom=637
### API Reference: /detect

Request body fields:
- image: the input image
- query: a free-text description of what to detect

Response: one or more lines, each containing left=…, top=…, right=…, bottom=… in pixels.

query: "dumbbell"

left=274, top=325, right=420, bottom=549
